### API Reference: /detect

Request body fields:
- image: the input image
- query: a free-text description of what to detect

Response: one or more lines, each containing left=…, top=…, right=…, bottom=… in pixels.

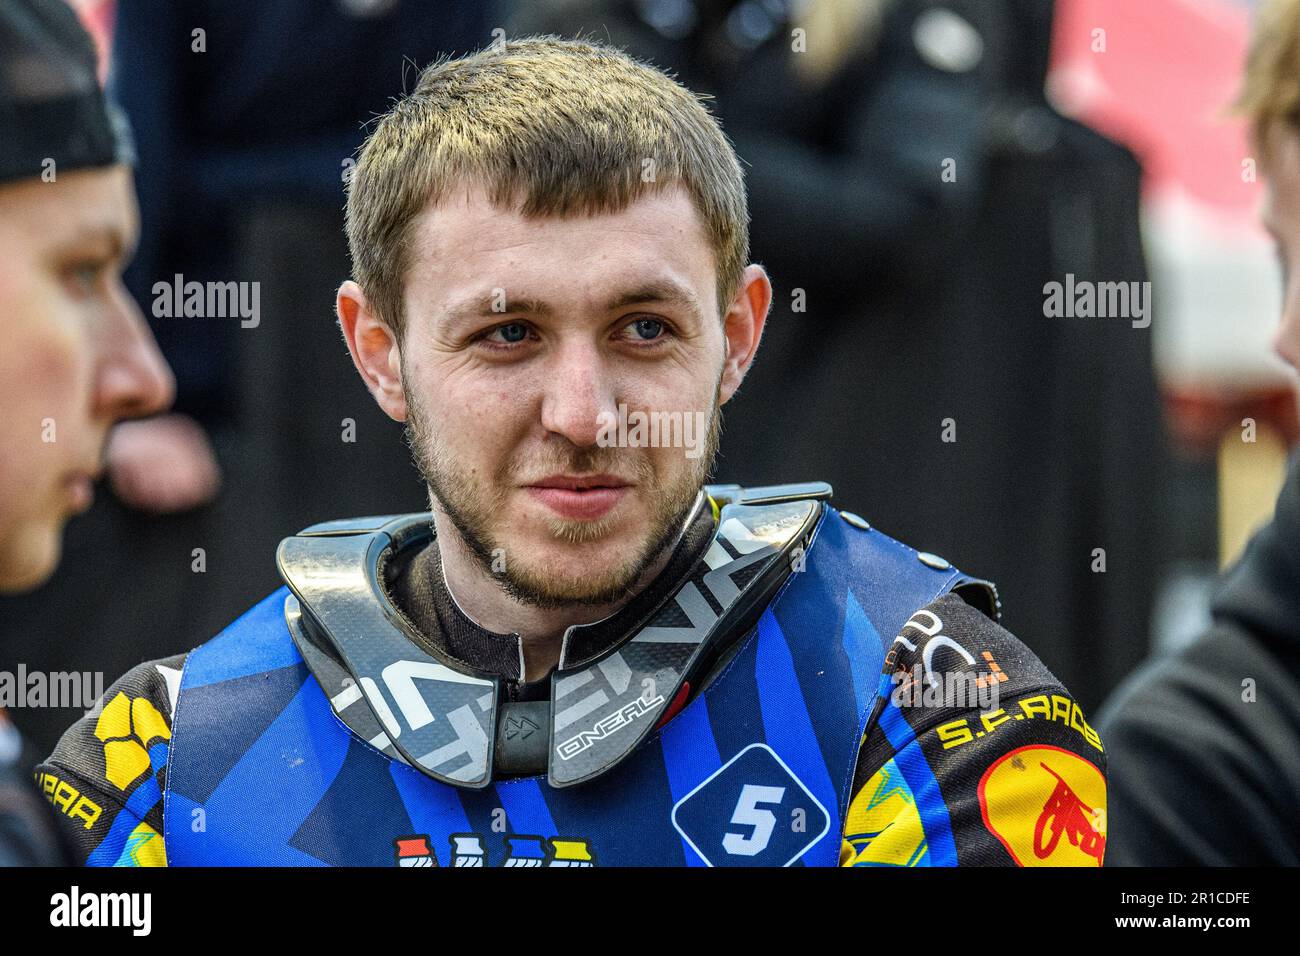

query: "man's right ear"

left=337, top=280, right=407, bottom=422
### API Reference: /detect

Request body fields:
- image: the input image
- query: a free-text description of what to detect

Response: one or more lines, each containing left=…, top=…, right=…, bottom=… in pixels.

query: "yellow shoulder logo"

left=93, top=692, right=171, bottom=791
left=978, top=744, right=1106, bottom=866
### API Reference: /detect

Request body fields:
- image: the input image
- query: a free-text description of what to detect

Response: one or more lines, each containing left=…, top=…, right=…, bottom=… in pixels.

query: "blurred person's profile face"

left=340, top=181, right=768, bottom=608
left=0, top=165, right=174, bottom=593
left=1262, top=122, right=1300, bottom=380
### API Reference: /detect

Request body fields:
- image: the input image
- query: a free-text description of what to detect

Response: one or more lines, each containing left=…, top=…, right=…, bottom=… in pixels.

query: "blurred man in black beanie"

left=0, top=0, right=173, bottom=865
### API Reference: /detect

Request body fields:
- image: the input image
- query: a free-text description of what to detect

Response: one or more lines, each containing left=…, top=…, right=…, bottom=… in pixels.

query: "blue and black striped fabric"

left=165, top=504, right=975, bottom=866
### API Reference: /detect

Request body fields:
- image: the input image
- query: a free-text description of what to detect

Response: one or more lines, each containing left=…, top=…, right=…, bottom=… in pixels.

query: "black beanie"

left=0, top=0, right=133, bottom=186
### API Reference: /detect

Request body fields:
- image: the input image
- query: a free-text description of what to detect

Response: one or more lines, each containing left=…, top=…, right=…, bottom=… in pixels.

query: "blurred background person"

left=1096, top=0, right=1300, bottom=866
left=0, top=0, right=497, bottom=755
left=0, top=0, right=174, bottom=864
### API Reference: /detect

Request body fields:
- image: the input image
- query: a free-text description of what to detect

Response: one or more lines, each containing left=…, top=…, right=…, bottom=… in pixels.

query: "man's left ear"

left=719, top=264, right=772, bottom=405
left=336, top=280, right=408, bottom=422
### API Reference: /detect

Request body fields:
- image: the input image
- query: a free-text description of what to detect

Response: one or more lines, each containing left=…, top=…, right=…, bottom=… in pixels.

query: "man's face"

left=0, top=166, right=173, bottom=593
left=393, top=182, right=747, bottom=608
left=1262, top=122, right=1300, bottom=383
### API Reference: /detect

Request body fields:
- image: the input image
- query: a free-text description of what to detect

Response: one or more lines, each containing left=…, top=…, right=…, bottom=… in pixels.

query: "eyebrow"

left=440, top=278, right=703, bottom=333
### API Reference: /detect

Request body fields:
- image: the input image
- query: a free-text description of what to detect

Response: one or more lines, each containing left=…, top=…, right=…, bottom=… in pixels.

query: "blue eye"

left=631, top=317, right=664, bottom=340
left=477, top=322, right=531, bottom=348
left=497, top=322, right=528, bottom=343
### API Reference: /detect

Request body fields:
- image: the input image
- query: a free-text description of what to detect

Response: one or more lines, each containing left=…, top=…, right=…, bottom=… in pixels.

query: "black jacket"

left=0, top=716, right=70, bottom=866
left=1098, top=454, right=1300, bottom=865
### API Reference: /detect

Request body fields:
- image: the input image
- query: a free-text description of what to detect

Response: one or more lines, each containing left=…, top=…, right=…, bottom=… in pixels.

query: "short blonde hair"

left=345, top=35, right=750, bottom=338
left=1236, top=0, right=1300, bottom=159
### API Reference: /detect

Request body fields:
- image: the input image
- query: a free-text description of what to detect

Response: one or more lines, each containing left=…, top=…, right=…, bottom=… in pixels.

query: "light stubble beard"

left=403, top=376, right=724, bottom=610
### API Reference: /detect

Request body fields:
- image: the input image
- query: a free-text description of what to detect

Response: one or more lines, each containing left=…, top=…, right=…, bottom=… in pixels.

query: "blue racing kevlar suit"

left=37, top=483, right=1107, bottom=866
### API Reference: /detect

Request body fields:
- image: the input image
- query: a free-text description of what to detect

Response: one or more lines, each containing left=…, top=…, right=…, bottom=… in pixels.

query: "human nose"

left=538, top=340, right=618, bottom=448
left=93, top=287, right=175, bottom=422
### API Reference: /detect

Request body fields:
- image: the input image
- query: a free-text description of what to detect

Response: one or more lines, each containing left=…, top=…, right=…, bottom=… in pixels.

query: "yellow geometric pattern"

left=550, top=839, right=594, bottom=863
left=841, top=760, right=928, bottom=866
left=93, top=692, right=171, bottom=792
left=116, top=822, right=167, bottom=867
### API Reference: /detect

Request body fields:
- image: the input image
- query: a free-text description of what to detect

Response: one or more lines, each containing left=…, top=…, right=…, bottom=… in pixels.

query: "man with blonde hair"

left=1097, top=0, right=1300, bottom=865
left=42, top=35, right=1105, bottom=867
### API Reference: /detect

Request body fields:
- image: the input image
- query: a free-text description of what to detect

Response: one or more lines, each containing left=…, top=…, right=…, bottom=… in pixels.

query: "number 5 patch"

left=671, top=743, right=831, bottom=867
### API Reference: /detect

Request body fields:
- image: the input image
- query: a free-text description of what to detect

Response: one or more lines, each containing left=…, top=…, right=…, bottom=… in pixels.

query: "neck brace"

left=276, top=482, right=829, bottom=789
